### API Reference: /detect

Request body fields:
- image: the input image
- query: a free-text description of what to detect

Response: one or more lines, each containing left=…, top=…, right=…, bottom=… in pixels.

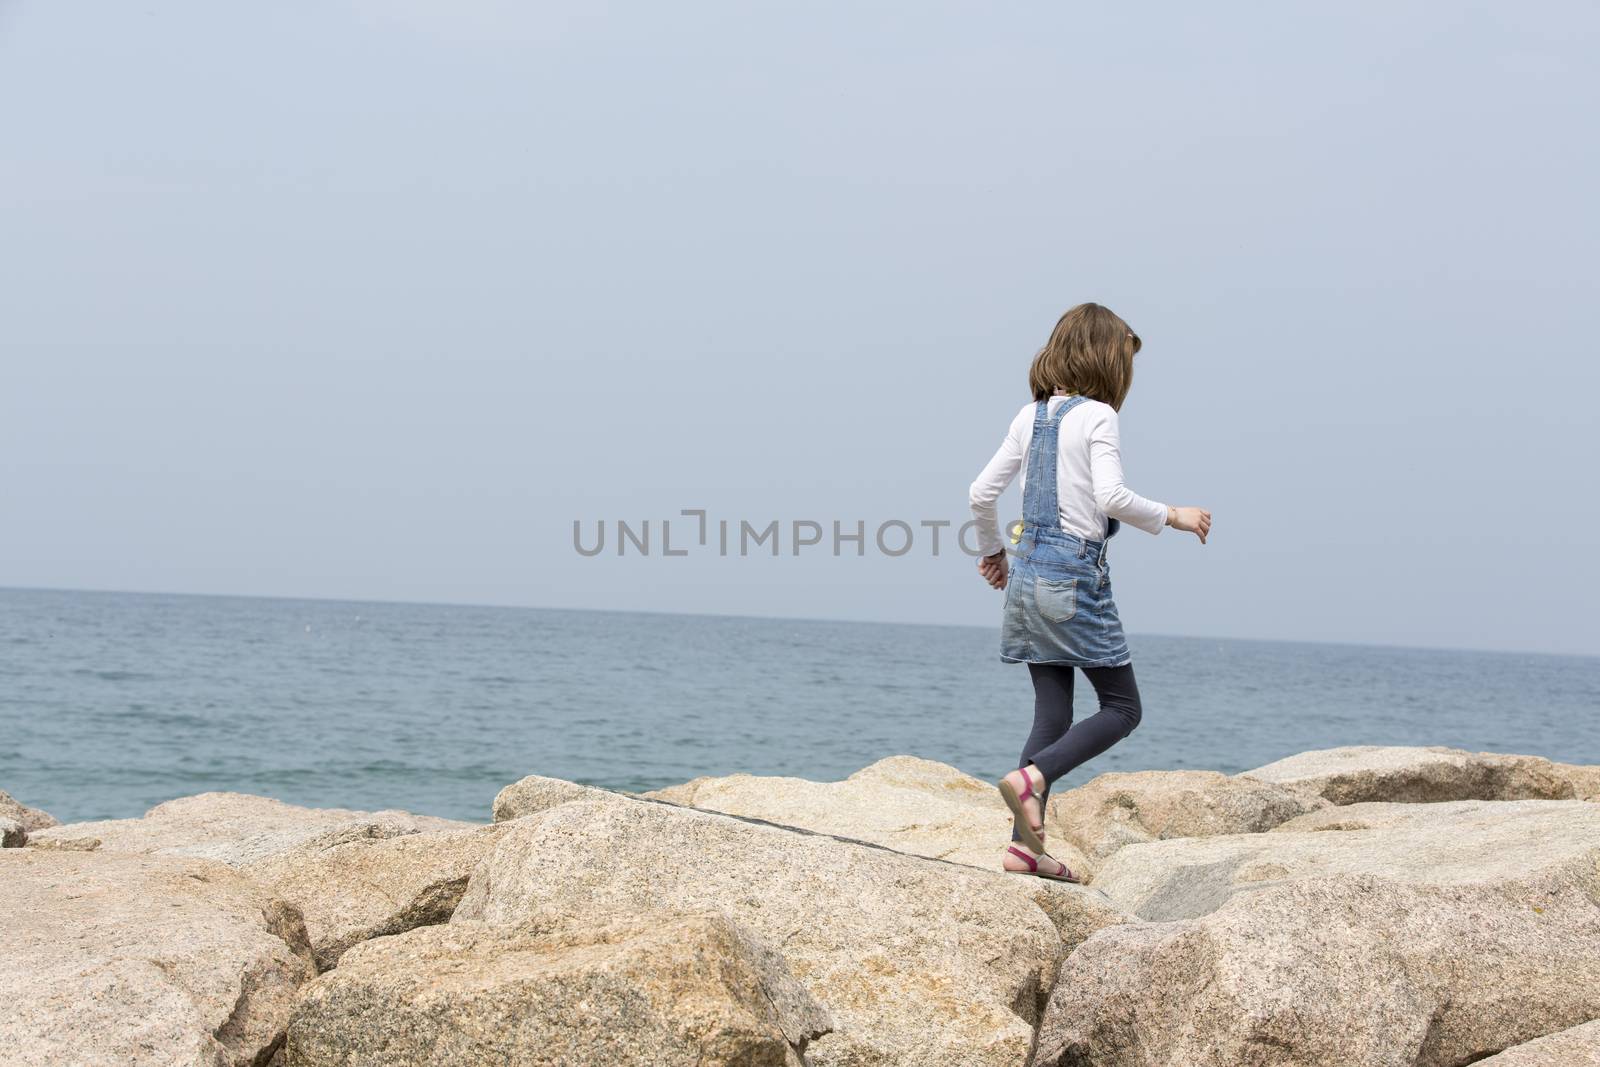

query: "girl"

left=968, top=303, right=1211, bottom=882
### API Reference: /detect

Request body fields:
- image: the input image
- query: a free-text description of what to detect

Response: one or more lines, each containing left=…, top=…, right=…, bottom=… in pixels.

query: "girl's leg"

left=1015, top=663, right=1143, bottom=793
left=1010, top=663, right=1075, bottom=843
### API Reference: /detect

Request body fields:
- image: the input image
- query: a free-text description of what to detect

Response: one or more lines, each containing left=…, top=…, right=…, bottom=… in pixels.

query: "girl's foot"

left=997, top=765, right=1047, bottom=851
left=1002, top=843, right=1079, bottom=883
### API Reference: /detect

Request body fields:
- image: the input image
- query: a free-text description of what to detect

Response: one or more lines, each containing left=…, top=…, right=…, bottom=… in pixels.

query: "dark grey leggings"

left=1012, top=662, right=1143, bottom=843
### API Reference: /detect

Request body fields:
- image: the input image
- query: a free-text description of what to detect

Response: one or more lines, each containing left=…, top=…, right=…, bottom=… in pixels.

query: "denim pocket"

left=1035, top=576, right=1077, bottom=623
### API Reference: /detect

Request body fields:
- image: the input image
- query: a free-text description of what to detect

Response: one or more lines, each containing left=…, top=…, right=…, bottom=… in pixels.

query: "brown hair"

left=1027, top=303, right=1142, bottom=410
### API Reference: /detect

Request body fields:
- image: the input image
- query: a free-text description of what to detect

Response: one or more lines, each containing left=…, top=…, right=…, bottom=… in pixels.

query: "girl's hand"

left=1167, top=506, right=1213, bottom=544
left=978, top=550, right=1009, bottom=589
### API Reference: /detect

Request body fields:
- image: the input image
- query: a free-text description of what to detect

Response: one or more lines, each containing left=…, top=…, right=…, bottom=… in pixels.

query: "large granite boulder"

left=454, top=791, right=1128, bottom=1067
left=491, top=773, right=623, bottom=822
left=1239, top=745, right=1583, bottom=804
left=1039, top=871, right=1600, bottom=1067
left=28, top=792, right=494, bottom=970
left=0, top=786, right=58, bottom=831
left=1476, top=1019, right=1600, bottom=1065
left=1088, top=798, right=1599, bottom=920
left=820, top=753, right=999, bottom=801
left=1, top=816, right=25, bottom=847
left=1, top=849, right=316, bottom=1067
left=1564, top=764, right=1600, bottom=801
left=643, top=755, right=1095, bottom=880
left=1035, top=799, right=1600, bottom=1066
left=1046, top=769, right=1327, bottom=861
left=283, top=912, right=831, bottom=1067
left=647, top=754, right=995, bottom=811
left=26, top=791, right=467, bottom=862
left=1271, top=796, right=1578, bottom=834
left=241, top=822, right=512, bottom=970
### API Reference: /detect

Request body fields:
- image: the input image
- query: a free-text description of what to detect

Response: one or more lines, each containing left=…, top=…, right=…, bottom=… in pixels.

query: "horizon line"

left=1, top=581, right=1593, bottom=663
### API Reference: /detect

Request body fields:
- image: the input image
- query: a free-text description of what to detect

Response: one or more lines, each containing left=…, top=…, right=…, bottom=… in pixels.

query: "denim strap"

left=1021, top=395, right=1089, bottom=532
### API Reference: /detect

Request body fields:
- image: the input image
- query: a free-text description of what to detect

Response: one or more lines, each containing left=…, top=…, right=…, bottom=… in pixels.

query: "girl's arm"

left=1086, top=406, right=1169, bottom=535
left=968, top=411, right=1026, bottom=558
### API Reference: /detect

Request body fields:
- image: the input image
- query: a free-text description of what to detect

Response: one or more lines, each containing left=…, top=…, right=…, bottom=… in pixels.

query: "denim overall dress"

left=999, top=397, right=1133, bottom=668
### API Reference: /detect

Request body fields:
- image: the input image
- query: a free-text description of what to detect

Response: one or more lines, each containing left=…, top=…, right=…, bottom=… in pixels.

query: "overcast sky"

left=2, top=3, right=1596, bottom=656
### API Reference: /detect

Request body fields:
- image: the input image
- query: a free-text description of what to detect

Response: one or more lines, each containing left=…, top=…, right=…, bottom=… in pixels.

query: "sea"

left=2, top=586, right=1597, bottom=825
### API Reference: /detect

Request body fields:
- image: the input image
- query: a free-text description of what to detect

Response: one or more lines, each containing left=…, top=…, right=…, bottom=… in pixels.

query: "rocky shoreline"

left=4, top=744, right=1599, bottom=1066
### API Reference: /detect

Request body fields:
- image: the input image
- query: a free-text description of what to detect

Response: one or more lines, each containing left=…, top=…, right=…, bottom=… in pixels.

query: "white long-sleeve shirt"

left=969, top=395, right=1168, bottom=557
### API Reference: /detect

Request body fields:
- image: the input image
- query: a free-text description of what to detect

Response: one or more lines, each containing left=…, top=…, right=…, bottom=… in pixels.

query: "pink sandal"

left=1006, top=844, right=1080, bottom=883
left=997, top=766, right=1047, bottom=853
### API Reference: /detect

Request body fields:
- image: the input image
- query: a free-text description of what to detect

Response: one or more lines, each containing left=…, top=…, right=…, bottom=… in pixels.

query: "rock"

left=283, top=912, right=831, bottom=1067
left=1046, top=769, right=1327, bottom=861
left=1564, top=764, right=1600, bottom=802
left=1, top=816, right=25, bottom=847
left=1, top=848, right=315, bottom=1067
left=1038, top=872, right=1600, bottom=1067
left=27, top=792, right=491, bottom=970
left=1240, top=745, right=1578, bottom=804
left=0, top=786, right=58, bottom=831
left=643, top=755, right=1095, bottom=880
left=1088, top=798, right=1600, bottom=921
left=241, top=823, right=513, bottom=971
left=1476, top=1019, right=1600, bottom=1065
left=1034, top=799, right=1600, bottom=1066
left=836, top=753, right=999, bottom=800
left=648, top=754, right=994, bottom=810
left=1271, top=796, right=1575, bottom=834
left=1036, top=876, right=1600, bottom=1067
left=491, top=773, right=620, bottom=822
left=454, top=792, right=1127, bottom=1067
left=26, top=791, right=468, bottom=864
